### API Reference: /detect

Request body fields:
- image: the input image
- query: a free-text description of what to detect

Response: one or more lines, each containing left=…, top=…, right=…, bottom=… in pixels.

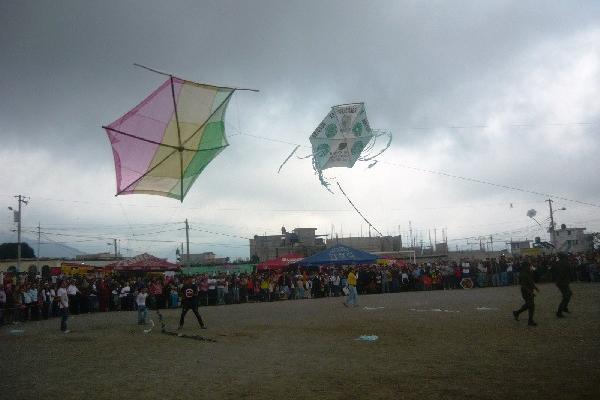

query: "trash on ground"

left=143, top=319, right=155, bottom=334
left=357, top=335, right=379, bottom=341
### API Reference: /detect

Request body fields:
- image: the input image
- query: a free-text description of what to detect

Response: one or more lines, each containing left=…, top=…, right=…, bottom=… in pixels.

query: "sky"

left=1, top=0, right=599, bottom=261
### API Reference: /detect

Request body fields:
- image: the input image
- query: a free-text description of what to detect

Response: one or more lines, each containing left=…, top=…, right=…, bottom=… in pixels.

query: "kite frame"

left=103, top=64, right=258, bottom=201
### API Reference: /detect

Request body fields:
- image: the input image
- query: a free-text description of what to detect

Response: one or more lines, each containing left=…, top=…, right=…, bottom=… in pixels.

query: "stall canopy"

left=297, top=245, right=377, bottom=267
left=257, top=253, right=304, bottom=271
left=106, top=253, right=180, bottom=272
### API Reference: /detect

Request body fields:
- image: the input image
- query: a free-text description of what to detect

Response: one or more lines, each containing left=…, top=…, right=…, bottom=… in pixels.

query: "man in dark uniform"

left=554, top=253, right=572, bottom=318
left=178, top=278, right=207, bottom=330
left=513, top=260, right=539, bottom=326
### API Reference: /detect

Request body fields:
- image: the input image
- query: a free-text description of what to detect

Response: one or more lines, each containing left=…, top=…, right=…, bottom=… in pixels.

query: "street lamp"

left=8, top=196, right=28, bottom=274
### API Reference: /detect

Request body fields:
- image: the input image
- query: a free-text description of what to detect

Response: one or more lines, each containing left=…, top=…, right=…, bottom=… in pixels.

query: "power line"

left=229, top=131, right=600, bottom=208
left=380, top=160, right=600, bottom=208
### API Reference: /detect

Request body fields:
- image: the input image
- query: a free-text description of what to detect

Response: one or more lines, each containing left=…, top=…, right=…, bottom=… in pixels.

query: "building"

left=508, top=240, right=532, bottom=254
left=185, top=252, right=229, bottom=266
left=553, top=224, right=594, bottom=253
left=76, top=252, right=122, bottom=261
left=249, top=227, right=325, bottom=262
left=0, top=258, right=63, bottom=274
left=326, top=235, right=402, bottom=253
left=0, top=257, right=116, bottom=276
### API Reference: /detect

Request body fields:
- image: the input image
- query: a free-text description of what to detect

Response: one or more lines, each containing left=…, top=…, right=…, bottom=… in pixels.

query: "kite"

left=103, top=64, right=257, bottom=201
left=279, top=102, right=391, bottom=191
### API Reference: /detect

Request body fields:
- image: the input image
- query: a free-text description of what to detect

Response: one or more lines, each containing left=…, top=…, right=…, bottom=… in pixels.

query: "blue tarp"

left=297, top=244, right=378, bottom=267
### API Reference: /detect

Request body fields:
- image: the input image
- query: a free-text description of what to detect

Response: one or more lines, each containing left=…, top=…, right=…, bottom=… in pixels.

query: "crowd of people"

left=1, top=250, right=598, bottom=329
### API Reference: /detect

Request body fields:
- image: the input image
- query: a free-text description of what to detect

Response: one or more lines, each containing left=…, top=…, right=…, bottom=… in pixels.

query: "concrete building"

left=185, top=252, right=229, bottom=266
left=249, top=227, right=325, bottom=262
left=76, top=252, right=122, bottom=261
left=327, top=235, right=402, bottom=253
left=509, top=240, right=532, bottom=254
left=0, top=258, right=115, bottom=275
left=553, top=224, right=594, bottom=253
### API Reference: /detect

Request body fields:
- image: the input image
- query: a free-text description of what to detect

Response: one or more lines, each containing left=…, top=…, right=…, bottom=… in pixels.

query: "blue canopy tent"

left=297, top=244, right=378, bottom=267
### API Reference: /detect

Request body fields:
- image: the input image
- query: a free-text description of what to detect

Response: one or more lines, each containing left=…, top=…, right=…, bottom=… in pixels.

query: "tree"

left=0, top=243, right=35, bottom=259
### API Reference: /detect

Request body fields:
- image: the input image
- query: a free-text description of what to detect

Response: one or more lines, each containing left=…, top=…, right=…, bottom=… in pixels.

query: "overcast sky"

left=1, top=0, right=599, bottom=260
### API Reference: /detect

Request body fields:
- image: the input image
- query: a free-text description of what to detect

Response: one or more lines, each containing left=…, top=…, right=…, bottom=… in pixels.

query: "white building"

left=553, top=224, right=594, bottom=253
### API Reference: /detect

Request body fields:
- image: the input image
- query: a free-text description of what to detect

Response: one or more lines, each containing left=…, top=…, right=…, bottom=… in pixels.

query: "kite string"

left=231, top=131, right=600, bottom=208
left=379, top=160, right=600, bottom=209
left=336, top=182, right=383, bottom=236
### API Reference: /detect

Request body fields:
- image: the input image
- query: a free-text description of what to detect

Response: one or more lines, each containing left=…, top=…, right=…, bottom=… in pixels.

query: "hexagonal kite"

left=308, top=102, right=392, bottom=190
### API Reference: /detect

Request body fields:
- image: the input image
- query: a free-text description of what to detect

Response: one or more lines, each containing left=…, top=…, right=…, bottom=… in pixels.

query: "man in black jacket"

left=513, top=260, right=539, bottom=326
left=554, top=253, right=572, bottom=318
left=178, top=278, right=207, bottom=330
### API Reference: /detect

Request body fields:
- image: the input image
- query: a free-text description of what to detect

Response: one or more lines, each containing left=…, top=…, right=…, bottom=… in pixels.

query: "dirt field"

left=2, top=283, right=599, bottom=400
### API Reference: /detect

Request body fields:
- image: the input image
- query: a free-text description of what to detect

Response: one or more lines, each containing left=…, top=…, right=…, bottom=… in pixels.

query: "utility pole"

left=37, top=222, right=41, bottom=273
left=113, top=238, right=118, bottom=258
left=546, top=198, right=555, bottom=247
left=185, top=219, right=190, bottom=267
left=434, top=228, right=437, bottom=252
left=489, top=235, right=493, bottom=252
left=8, top=195, right=29, bottom=273
left=409, top=221, right=413, bottom=248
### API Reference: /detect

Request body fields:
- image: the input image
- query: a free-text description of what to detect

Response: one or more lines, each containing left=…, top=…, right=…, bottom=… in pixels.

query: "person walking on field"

left=178, top=278, right=206, bottom=330
left=555, top=253, right=573, bottom=318
left=56, top=280, right=70, bottom=333
left=513, top=261, right=539, bottom=326
left=343, top=267, right=359, bottom=307
left=136, top=287, right=148, bottom=325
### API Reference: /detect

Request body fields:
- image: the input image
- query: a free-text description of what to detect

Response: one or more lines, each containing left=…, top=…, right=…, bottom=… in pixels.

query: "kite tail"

left=277, top=145, right=300, bottom=173
left=359, top=130, right=392, bottom=162
left=313, top=156, right=334, bottom=193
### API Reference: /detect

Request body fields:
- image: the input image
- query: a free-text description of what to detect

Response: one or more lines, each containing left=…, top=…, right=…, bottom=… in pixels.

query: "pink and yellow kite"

left=104, top=65, right=256, bottom=201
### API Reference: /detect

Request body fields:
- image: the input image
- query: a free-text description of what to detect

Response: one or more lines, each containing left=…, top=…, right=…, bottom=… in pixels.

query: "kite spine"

left=169, top=75, right=184, bottom=202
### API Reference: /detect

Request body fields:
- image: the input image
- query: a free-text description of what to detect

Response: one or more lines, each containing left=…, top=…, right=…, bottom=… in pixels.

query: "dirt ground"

left=1, top=283, right=599, bottom=400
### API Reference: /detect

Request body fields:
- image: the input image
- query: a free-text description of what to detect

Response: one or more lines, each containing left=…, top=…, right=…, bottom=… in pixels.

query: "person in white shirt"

left=136, top=287, right=148, bottom=325
left=67, top=281, right=80, bottom=314
left=331, top=272, right=341, bottom=297
left=120, top=284, right=131, bottom=311
left=56, top=281, right=70, bottom=333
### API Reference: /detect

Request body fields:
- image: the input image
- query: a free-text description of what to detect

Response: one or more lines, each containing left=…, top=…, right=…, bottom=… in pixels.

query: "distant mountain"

left=0, top=231, right=85, bottom=259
